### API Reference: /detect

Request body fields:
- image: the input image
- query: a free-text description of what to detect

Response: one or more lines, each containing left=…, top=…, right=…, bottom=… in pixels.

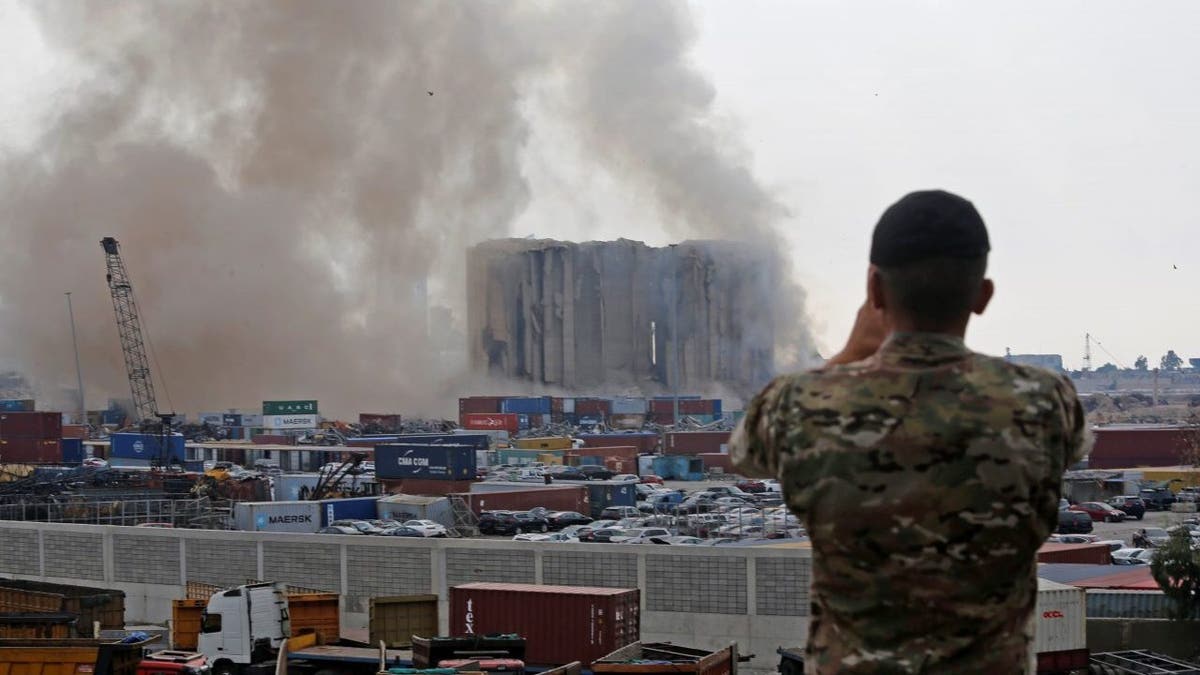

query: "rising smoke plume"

left=0, top=1, right=812, bottom=418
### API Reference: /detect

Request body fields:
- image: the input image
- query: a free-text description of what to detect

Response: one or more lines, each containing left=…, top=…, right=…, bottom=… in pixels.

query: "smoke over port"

left=0, top=1, right=813, bottom=417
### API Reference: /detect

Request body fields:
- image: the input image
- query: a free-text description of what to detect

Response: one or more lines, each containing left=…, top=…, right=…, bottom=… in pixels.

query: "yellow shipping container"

left=515, top=437, right=572, bottom=450
left=1139, top=468, right=1200, bottom=491
left=537, top=452, right=565, bottom=466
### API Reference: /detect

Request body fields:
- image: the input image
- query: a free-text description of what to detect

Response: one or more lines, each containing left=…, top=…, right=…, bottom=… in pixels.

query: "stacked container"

left=375, top=443, right=477, bottom=481
left=0, top=411, right=63, bottom=464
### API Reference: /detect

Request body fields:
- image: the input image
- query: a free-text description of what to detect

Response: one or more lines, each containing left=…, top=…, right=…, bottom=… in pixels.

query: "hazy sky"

left=4, top=1, right=1198, bottom=373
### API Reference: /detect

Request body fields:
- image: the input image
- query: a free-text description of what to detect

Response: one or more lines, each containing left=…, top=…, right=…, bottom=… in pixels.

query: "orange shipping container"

left=61, top=425, right=89, bottom=440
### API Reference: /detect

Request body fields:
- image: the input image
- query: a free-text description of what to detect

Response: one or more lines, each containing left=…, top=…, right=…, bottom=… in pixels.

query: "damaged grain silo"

left=467, top=239, right=778, bottom=395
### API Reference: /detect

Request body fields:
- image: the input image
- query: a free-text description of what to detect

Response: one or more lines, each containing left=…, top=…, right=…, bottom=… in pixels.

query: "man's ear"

left=973, top=278, right=994, bottom=315
left=867, top=265, right=886, bottom=311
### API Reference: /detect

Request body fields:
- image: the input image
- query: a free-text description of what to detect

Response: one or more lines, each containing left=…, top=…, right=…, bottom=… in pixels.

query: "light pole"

left=65, top=292, right=85, bottom=424
left=669, top=245, right=680, bottom=426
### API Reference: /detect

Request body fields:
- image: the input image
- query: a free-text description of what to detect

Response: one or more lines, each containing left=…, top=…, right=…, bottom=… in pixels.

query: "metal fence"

left=0, top=496, right=224, bottom=528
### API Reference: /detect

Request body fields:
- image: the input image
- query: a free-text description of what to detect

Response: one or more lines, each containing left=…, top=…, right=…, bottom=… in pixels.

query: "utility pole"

left=669, top=245, right=680, bottom=426
left=65, top=292, right=85, bottom=425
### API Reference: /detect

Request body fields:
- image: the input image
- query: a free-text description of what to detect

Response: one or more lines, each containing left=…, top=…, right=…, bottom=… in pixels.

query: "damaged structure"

left=467, top=238, right=777, bottom=395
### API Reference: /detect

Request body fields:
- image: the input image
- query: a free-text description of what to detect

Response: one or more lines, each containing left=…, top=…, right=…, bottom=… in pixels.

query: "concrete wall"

left=0, top=521, right=809, bottom=670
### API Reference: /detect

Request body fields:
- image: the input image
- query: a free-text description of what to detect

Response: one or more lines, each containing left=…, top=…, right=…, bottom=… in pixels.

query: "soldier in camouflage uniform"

left=732, top=190, right=1086, bottom=674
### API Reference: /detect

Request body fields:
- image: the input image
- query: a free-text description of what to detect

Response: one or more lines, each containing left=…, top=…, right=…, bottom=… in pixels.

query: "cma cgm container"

left=1031, top=578, right=1088, bottom=673
left=375, top=444, right=477, bottom=480
left=0, top=438, right=61, bottom=464
left=0, top=411, right=62, bottom=439
left=110, top=432, right=186, bottom=463
left=450, top=583, right=639, bottom=666
left=234, top=500, right=323, bottom=533
left=320, top=496, right=380, bottom=526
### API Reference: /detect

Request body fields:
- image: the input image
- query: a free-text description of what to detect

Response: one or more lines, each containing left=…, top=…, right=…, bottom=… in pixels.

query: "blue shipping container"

left=0, top=399, right=35, bottom=412
left=394, top=433, right=491, bottom=451
left=500, top=397, right=552, bottom=415
left=110, top=432, right=186, bottom=463
left=222, top=413, right=243, bottom=427
left=61, top=438, right=84, bottom=464
left=586, top=482, right=637, bottom=517
left=374, top=443, right=477, bottom=480
left=611, top=397, right=647, bottom=414
left=320, top=496, right=381, bottom=526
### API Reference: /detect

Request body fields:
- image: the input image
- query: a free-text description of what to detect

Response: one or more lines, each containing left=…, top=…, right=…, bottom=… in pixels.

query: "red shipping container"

left=252, top=434, right=296, bottom=445
left=581, top=434, right=659, bottom=453
left=0, top=412, right=62, bottom=440
left=0, top=438, right=61, bottom=464
left=1088, top=425, right=1199, bottom=469
left=459, top=397, right=505, bottom=414
left=586, top=446, right=637, bottom=460
left=697, top=453, right=735, bottom=474
left=650, top=399, right=717, bottom=415
left=574, top=399, right=613, bottom=417
left=1037, top=542, right=1112, bottom=565
left=665, top=431, right=731, bottom=455
left=456, top=486, right=590, bottom=515
left=458, top=413, right=516, bottom=432
left=380, top=478, right=477, bottom=496
left=62, top=425, right=90, bottom=440
left=450, top=583, right=639, bottom=666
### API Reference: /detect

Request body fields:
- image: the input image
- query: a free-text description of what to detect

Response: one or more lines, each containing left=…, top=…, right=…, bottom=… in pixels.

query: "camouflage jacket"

left=731, top=332, right=1086, bottom=674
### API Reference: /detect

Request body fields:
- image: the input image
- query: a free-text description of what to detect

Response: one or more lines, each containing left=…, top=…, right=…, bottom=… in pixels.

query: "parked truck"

left=193, top=583, right=409, bottom=675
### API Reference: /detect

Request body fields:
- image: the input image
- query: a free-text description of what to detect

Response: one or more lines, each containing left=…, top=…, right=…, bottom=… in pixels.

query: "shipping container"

left=240, top=413, right=263, bottom=428
left=0, top=412, right=62, bottom=440
left=274, top=474, right=321, bottom=501
left=608, top=414, right=646, bottom=430
left=359, top=413, right=403, bottom=431
left=263, top=400, right=319, bottom=416
left=574, top=399, right=613, bottom=418
left=1037, top=542, right=1112, bottom=565
left=611, top=398, right=647, bottom=415
left=61, top=438, right=84, bottom=464
left=515, top=437, right=572, bottom=451
left=1031, top=578, right=1088, bottom=673
left=197, top=413, right=224, bottom=426
left=61, top=425, right=89, bottom=440
left=285, top=589, right=340, bottom=644
left=587, top=482, right=637, bottom=518
left=500, top=397, right=552, bottom=415
left=697, top=453, right=735, bottom=475
left=395, top=433, right=491, bottom=452
left=0, top=636, right=150, bottom=675
left=233, top=500, right=323, bottom=533
left=370, top=595, right=438, bottom=649
left=459, top=396, right=505, bottom=415
left=253, top=434, right=296, bottom=445
left=376, top=494, right=455, bottom=528
left=651, top=456, right=706, bottom=481
left=0, top=580, right=125, bottom=634
left=579, top=433, right=660, bottom=453
left=1085, top=589, right=1200, bottom=620
left=262, top=414, right=319, bottom=430
left=450, top=583, right=639, bottom=666
left=221, top=413, right=243, bottom=427
left=0, top=614, right=77, bottom=639
left=593, top=642, right=735, bottom=675
left=0, top=439, right=61, bottom=464
left=497, top=449, right=565, bottom=466
left=379, top=478, right=478, bottom=496
left=319, top=496, right=380, bottom=526
left=0, top=400, right=35, bottom=412
left=109, top=433, right=185, bottom=463
left=460, top=413, right=520, bottom=435
left=516, top=414, right=546, bottom=430
left=458, top=485, right=590, bottom=516
left=375, top=444, right=477, bottom=481
left=665, top=431, right=731, bottom=455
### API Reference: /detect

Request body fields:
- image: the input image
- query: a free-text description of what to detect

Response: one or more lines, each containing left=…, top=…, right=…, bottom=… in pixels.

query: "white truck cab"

left=198, top=583, right=290, bottom=675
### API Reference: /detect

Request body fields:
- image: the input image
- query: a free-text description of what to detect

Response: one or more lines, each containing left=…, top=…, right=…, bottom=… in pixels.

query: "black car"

left=578, top=465, right=615, bottom=481
left=511, top=511, right=550, bottom=533
left=1107, top=495, right=1146, bottom=521
left=478, top=510, right=518, bottom=535
left=550, top=468, right=588, bottom=481
left=548, top=511, right=592, bottom=529
left=1140, top=489, right=1176, bottom=511
left=379, top=526, right=424, bottom=537
left=1056, top=510, right=1094, bottom=535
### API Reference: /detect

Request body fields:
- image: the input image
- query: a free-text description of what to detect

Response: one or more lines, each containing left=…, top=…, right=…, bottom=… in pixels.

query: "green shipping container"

left=263, top=400, right=319, bottom=415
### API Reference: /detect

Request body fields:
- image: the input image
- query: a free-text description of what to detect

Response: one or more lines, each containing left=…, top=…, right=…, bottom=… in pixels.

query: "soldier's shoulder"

left=966, top=352, right=1078, bottom=399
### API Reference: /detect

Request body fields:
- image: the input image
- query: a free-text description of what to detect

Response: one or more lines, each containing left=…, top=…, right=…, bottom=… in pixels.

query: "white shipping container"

left=263, top=413, right=320, bottom=429
left=1029, top=577, right=1087, bottom=669
left=233, top=500, right=322, bottom=533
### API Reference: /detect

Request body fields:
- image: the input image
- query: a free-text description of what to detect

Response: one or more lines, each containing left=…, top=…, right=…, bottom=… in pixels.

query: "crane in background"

left=101, top=237, right=178, bottom=466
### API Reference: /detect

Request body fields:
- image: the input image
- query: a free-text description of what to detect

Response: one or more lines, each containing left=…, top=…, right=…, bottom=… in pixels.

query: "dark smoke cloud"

left=1, top=1, right=811, bottom=418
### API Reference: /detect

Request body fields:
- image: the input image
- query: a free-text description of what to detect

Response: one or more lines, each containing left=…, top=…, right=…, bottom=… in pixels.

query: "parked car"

left=331, top=519, right=385, bottom=535
left=477, top=510, right=517, bottom=535
left=581, top=527, right=627, bottom=543
left=702, top=486, right=759, bottom=501
left=1107, top=495, right=1146, bottom=520
left=379, top=526, right=424, bottom=537
left=579, top=465, right=615, bottom=481
left=318, top=525, right=361, bottom=535
left=736, top=479, right=766, bottom=493
left=547, top=511, right=592, bottom=529
left=1132, top=527, right=1170, bottom=548
left=612, top=474, right=639, bottom=482
left=760, top=479, right=782, bottom=493
left=640, top=474, right=664, bottom=485
left=610, top=527, right=672, bottom=544
left=1049, top=533, right=1099, bottom=544
left=1056, top=510, right=1094, bottom=534
left=558, top=524, right=594, bottom=539
left=1140, top=488, right=1176, bottom=511
left=550, top=468, right=588, bottom=481
left=511, top=511, right=550, bottom=533
left=1069, top=502, right=1126, bottom=523
left=403, top=520, right=448, bottom=537
left=648, top=535, right=705, bottom=545
left=600, top=506, right=641, bottom=520
left=513, top=532, right=578, bottom=543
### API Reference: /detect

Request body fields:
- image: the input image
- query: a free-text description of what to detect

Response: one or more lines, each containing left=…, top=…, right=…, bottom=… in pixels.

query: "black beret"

left=869, top=190, right=990, bottom=266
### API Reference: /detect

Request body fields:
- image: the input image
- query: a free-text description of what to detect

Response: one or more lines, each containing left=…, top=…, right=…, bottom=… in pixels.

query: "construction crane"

left=101, top=237, right=177, bottom=465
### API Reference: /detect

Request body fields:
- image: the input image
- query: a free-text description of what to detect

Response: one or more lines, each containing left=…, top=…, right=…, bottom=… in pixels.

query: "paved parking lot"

left=1085, top=509, right=1196, bottom=545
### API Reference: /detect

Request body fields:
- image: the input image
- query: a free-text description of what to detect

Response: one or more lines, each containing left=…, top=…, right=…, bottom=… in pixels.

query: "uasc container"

left=450, top=583, right=639, bottom=666
left=109, top=433, right=185, bottom=462
left=461, top=413, right=519, bottom=434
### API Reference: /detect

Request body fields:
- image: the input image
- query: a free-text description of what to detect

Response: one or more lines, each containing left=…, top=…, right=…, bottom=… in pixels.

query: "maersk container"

left=109, top=432, right=185, bottom=463
left=450, top=583, right=640, bottom=666
left=61, top=438, right=84, bottom=464
left=1030, top=578, right=1087, bottom=673
left=320, top=496, right=380, bottom=526
left=586, top=482, right=636, bottom=517
left=500, top=397, right=552, bottom=415
left=375, top=443, right=477, bottom=481
left=234, top=500, right=322, bottom=533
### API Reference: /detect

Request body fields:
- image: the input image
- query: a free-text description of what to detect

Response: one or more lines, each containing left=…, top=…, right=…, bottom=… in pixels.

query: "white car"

left=403, top=520, right=448, bottom=537
left=648, top=535, right=704, bottom=546
left=612, top=474, right=639, bottom=482
left=610, top=527, right=671, bottom=544
left=512, top=532, right=578, bottom=543
left=761, top=479, right=782, bottom=493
